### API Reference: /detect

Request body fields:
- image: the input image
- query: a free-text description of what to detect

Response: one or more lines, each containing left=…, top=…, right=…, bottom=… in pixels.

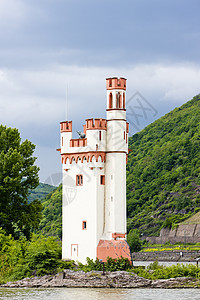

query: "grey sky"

left=0, top=0, right=200, bottom=183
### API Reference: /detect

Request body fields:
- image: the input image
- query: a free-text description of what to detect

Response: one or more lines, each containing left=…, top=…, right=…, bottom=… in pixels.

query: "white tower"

left=58, top=77, right=131, bottom=263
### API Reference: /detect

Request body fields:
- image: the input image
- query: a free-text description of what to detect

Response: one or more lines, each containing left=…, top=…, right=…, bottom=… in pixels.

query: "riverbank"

left=0, top=270, right=199, bottom=289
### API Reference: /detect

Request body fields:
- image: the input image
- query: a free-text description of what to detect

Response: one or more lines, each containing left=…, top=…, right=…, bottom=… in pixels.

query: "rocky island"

left=1, top=270, right=199, bottom=289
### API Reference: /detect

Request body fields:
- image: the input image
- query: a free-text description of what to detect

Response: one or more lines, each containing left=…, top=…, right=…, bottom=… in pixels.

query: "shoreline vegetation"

left=1, top=230, right=200, bottom=288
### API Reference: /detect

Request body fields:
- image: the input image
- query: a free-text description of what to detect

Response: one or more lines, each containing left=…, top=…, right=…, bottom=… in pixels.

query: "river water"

left=0, top=288, right=200, bottom=300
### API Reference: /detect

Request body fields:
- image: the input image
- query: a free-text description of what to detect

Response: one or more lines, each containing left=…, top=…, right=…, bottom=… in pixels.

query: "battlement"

left=106, top=77, right=126, bottom=90
left=70, top=138, right=87, bottom=147
left=60, top=121, right=72, bottom=132
left=86, top=118, right=107, bottom=130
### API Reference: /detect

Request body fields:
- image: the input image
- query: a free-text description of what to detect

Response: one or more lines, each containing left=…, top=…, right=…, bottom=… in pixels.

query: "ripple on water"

left=0, top=288, right=200, bottom=300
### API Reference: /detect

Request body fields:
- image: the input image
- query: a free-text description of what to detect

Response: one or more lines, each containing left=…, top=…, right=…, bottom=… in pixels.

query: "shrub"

left=127, top=229, right=142, bottom=252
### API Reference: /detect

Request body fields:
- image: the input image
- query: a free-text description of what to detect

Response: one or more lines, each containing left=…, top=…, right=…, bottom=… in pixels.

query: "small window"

left=100, top=175, right=105, bottom=185
left=82, top=221, right=87, bottom=230
left=76, top=174, right=83, bottom=186
left=62, top=136, right=63, bottom=146
left=99, top=131, right=101, bottom=141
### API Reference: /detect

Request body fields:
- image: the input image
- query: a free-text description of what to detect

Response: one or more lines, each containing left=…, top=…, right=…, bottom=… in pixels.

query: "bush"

left=127, top=229, right=142, bottom=252
left=78, top=256, right=132, bottom=272
left=133, top=262, right=200, bottom=280
left=0, top=230, right=74, bottom=283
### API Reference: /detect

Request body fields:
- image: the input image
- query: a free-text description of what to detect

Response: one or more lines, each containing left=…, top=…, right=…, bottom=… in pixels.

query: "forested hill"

left=127, top=94, right=200, bottom=236
left=28, top=183, right=56, bottom=203
left=37, top=185, right=62, bottom=238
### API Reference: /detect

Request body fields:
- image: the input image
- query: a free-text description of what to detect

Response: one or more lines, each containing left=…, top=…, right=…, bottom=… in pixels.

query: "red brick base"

left=97, top=239, right=131, bottom=262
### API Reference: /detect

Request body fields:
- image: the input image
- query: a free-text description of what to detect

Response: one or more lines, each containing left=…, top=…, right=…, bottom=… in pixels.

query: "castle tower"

left=58, top=77, right=131, bottom=263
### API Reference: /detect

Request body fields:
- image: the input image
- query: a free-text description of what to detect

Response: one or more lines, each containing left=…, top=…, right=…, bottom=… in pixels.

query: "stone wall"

left=132, top=250, right=200, bottom=262
left=146, top=224, right=200, bottom=244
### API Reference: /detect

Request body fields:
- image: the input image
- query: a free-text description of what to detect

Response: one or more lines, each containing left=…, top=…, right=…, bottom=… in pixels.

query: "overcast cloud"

left=0, top=0, right=200, bottom=183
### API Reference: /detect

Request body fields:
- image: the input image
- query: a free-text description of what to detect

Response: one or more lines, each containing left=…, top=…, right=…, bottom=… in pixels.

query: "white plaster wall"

left=61, top=132, right=72, bottom=154
left=104, top=155, right=114, bottom=239
left=106, top=119, right=127, bottom=152
left=104, top=153, right=126, bottom=236
left=106, top=110, right=126, bottom=120
left=62, top=158, right=105, bottom=263
left=96, top=166, right=105, bottom=243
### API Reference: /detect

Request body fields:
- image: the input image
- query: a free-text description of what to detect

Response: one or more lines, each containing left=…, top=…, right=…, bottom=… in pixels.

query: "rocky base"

left=0, top=270, right=199, bottom=288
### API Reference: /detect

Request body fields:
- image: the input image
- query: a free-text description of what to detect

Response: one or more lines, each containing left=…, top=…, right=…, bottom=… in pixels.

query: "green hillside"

left=37, top=94, right=200, bottom=239
left=28, top=183, right=56, bottom=203
left=179, top=211, right=200, bottom=225
left=127, top=94, right=200, bottom=236
left=37, top=185, right=62, bottom=238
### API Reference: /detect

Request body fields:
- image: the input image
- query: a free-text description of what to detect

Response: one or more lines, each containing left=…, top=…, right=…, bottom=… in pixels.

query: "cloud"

left=1, top=62, right=199, bottom=129
left=1, top=62, right=199, bottom=181
left=0, top=0, right=26, bottom=24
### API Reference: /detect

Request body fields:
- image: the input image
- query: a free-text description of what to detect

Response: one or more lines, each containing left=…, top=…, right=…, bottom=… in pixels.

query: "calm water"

left=0, top=288, right=200, bottom=300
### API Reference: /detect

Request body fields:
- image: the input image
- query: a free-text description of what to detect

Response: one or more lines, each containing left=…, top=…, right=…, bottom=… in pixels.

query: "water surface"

left=0, top=288, right=200, bottom=300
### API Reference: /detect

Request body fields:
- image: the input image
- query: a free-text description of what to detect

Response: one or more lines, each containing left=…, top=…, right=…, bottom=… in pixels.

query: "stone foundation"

left=97, top=239, right=132, bottom=262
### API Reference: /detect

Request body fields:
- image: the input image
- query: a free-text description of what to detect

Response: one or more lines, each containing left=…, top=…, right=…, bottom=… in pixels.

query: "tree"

left=0, top=125, right=42, bottom=239
left=127, top=229, right=142, bottom=252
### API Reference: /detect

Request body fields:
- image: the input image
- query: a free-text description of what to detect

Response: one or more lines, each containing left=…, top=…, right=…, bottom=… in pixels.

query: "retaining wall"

left=132, top=250, right=200, bottom=262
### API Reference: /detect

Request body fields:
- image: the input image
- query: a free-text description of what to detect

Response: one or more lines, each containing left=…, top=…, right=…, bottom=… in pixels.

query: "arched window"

left=109, top=93, right=113, bottom=108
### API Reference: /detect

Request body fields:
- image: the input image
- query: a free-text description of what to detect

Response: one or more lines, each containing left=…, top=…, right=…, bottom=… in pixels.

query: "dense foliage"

left=78, top=256, right=132, bottom=272
left=37, top=185, right=62, bottom=238
left=133, top=261, right=200, bottom=280
left=0, top=228, right=71, bottom=284
left=127, top=229, right=142, bottom=252
left=127, top=94, right=200, bottom=236
left=28, top=183, right=56, bottom=204
left=0, top=125, right=42, bottom=239
left=0, top=228, right=131, bottom=284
